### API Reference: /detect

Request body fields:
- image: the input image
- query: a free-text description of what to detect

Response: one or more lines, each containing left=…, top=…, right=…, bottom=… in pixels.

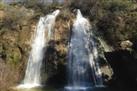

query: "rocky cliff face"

left=0, top=5, right=35, bottom=64
left=0, top=4, right=37, bottom=90
left=0, top=3, right=75, bottom=90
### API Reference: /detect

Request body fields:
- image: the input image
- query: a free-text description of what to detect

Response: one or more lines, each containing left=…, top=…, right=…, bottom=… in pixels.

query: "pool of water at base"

left=13, top=86, right=56, bottom=91
left=13, top=86, right=137, bottom=91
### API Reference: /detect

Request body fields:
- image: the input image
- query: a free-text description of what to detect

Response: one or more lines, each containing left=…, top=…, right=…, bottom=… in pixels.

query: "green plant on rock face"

left=4, top=6, right=27, bottom=29
left=0, top=3, right=35, bottom=31
left=101, top=0, right=134, bottom=12
left=13, top=52, right=20, bottom=64
left=5, top=47, right=21, bottom=66
left=124, top=12, right=137, bottom=40
left=0, top=2, right=5, bottom=10
left=24, top=0, right=39, bottom=8
left=96, top=0, right=137, bottom=47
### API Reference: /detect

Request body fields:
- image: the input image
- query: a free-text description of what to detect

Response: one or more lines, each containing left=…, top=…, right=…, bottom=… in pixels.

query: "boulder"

left=120, top=40, right=133, bottom=50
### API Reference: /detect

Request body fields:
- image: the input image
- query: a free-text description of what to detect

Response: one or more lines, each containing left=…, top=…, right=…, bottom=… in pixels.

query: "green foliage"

left=1, top=4, right=34, bottom=31
left=23, top=0, right=62, bottom=15
left=24, top=0, right=39, bottom=8
left=101, top=0, right=134, bottom=12
left=0, top=40, right=21, bottom=67
left=96, top=0, right=137, bottom=47
left=0, top=2, right=5, bottom=10
left=8, top=53, right=21, bottom=65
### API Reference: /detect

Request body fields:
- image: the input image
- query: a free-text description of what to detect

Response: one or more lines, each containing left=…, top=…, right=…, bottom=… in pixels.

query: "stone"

left=120, top=40, right=133, bottom=50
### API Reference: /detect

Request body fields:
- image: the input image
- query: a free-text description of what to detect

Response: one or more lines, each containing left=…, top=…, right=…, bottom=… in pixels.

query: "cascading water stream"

left=89, top=34, right=104, bottom=87
left=17, top=10, right=60, bottom=89
left=65, top=9, right=103, bottom=91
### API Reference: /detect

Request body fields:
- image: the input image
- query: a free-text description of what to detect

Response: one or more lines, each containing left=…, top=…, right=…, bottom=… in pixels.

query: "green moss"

left=5, top=47, right=21, bottom=66
left=0, top=2, right=5, bottom=10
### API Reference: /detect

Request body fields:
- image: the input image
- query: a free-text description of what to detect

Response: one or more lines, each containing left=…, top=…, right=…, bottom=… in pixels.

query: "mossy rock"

left=6, top=47, right=22, bottom=65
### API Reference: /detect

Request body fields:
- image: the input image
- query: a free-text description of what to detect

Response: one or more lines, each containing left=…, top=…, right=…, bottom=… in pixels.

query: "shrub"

left=96, top=0, right=137, bottom=47
left=101, top=0, right=134, bottom=12
left=1, top=4, right=34, bottom=31
left=0, top=2, right=5, bottom=10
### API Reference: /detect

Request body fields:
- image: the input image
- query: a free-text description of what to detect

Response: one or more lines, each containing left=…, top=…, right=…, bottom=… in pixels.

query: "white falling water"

left=17, top=10, right=60, bottom=89
left=65, top=9, right=103, bottom=91
left=89, top=34, right=104, bottom=87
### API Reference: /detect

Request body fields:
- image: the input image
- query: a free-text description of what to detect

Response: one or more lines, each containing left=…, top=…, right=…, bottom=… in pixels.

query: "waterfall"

left=65, top=9, right=103, bottom=91
left=17, top=10, right=60, bottom=89
left=89, top=35, right=104, bottom=87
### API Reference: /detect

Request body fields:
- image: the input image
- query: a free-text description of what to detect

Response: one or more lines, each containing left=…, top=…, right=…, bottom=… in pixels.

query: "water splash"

left=65, top=9, right=103, bottom=91
left=17, top=10, right=60, bottom=89
left=89, top=34, right=104, bottom=87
